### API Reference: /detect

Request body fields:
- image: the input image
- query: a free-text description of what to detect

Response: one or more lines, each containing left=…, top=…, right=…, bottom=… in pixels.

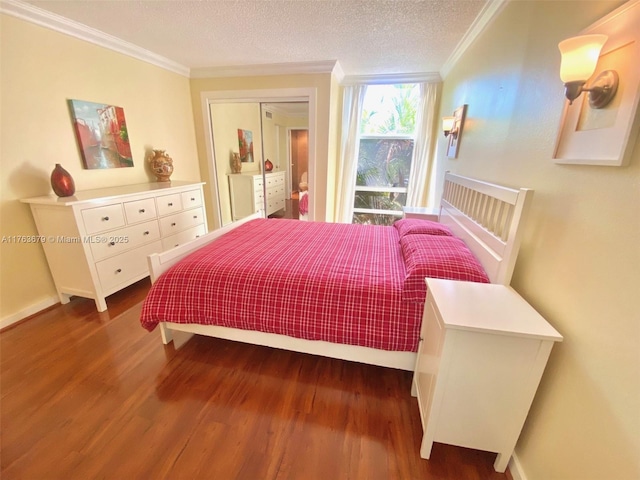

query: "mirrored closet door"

left=208, top=101, right=309, bottom=227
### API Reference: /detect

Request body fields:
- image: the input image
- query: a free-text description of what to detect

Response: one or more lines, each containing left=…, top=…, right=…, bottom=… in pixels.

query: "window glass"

left=353, top=84, right=419, bottom=225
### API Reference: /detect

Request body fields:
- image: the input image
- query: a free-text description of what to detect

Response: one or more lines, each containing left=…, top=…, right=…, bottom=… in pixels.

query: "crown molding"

left=190, top=60, right=339, bottom=79
left=0, top=0, right=190, bottom=77
left=332, top=61, right=345, bottom=83
left=341, top=72, right=442, bottom=86
left=439, top=0, right=509, bottom=79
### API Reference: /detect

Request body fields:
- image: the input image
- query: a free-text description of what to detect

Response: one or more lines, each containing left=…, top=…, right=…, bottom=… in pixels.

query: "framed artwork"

left=237, top=129, right=254, bottom=162
left=553, top=1, right=640, bottom=166
left=446, top=104, right=468, bottom=159
left=69, top=99, right=134, bottom=169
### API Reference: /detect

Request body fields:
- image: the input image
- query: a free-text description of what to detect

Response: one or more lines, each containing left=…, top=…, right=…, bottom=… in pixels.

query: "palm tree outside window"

left=352, top=84, right=420, bottom=225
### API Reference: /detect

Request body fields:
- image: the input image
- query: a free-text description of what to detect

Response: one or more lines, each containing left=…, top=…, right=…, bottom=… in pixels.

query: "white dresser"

left=22, top=181, right=207, bottom=312
left=412, top=278, right=562, bottom=472
left=228, top=171, right=285, bottom=220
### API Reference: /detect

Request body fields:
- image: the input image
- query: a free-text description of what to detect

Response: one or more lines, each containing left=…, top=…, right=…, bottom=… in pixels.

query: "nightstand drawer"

left=82, top=204, right=125, bottom=234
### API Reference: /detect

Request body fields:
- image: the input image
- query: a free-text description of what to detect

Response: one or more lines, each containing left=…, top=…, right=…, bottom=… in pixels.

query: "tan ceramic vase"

left=231, top=152, right=242, bottom=174
left=149, top=149, right=174, bottom=182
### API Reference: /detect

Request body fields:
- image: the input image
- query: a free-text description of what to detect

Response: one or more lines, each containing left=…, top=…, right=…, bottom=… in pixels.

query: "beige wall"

left=438, top=1, right=639, bottom=479
left=0, top=15, right=201, bottom=321
left=189, top=74, right=339, bottom=227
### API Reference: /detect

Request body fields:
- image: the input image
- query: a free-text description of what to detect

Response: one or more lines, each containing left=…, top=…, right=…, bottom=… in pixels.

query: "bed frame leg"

left=159, top=323, right=173, bottom=344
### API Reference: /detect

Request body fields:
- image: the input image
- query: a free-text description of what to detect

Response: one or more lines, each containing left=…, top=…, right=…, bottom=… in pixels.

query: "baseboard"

left=509, top=452, right=527, bottom=480
left=0, top=295, right=59, bottom=331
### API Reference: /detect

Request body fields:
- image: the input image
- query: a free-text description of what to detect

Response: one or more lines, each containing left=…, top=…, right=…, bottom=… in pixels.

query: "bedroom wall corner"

left=436, top=1, right=639, bottom=479
left=0, top=14, right=200, bottom=324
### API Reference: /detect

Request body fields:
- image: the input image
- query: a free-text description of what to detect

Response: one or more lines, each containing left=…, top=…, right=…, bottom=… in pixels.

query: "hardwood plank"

left=0, top=279, right=513, bottom=479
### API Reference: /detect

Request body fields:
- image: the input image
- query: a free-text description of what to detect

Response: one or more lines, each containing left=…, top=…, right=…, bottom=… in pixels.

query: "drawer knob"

left=102, top=216, right=110, bottom=221
left=174, top=244, right=179, bottom=247
left=168, top=202, right=173, bottom=207
left=171, top=222, right=176, bottom=227
left=143, top=231, right=150, bottom=235
left=139, top=208, right=145, bottom=213
left=190, top=197, right=195, bottom=201
left=109, top=241, right=115, bottom=246
left=193, top=215, right=198, bottom=219
left=116, top=268, right=122, bottom=274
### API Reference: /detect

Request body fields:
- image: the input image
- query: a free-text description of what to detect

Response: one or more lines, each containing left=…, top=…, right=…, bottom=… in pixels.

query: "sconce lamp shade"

left=558, top=34, right=608, bottom=82
left=442, top=116, right=455, bottom=135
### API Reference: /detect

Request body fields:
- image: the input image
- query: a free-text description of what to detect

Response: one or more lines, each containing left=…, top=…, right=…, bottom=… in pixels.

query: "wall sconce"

left=442, top=116, right=455, bottom=137
left=558, top=34, right=618, bottom=108
left=445, top=104, right=467, bottom=159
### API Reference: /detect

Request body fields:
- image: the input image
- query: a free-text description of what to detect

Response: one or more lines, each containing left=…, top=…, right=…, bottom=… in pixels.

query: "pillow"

left=400, top=234, right=490, bottom=302
left=393, top=218, right=453, bottom=238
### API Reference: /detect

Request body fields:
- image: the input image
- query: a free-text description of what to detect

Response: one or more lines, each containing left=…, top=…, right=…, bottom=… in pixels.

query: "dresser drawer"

left=267, top=197, right=285, bottom=213
left=161, top=224, right=206, bottom=250
left=124, top=198, right=157, bottom=224
left=156, top=193, right=183, bottom=216
left=159, top=207, right=205, bottom=236
left=266, top=185, right=285, bottom=199
left=265, top=175, right=284, bottom=188
left=89, top=220, right=160, bottom=261
left=81, top=204, right=126, bottom=234
left=181, top=189, right=203, bottom=209
left=95, top=240, right=162, bottom=292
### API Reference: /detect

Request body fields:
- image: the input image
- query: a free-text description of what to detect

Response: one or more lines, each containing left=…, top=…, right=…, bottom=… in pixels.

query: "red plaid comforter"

left=140, top=218, right=427, bottom=352
left=141, top=219, right=430, bottom=351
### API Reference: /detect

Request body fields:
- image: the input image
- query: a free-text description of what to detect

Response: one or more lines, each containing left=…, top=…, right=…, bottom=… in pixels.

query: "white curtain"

left=406, top=82, right=439, bottom=207
left=334, top=84, right=367, bottom=223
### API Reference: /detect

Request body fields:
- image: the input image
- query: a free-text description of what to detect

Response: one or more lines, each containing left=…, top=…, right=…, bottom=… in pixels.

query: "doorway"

left=288, top=128, right=309, bottom=220
left=261, top=104, right=309, bottom=221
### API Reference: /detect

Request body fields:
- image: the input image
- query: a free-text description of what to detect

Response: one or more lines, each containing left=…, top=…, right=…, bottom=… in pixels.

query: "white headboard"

left=438, top=173, right=534, bottom=285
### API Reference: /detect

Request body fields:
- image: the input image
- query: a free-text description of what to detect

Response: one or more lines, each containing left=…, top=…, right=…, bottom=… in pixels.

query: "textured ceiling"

left=20, top=0, right=489, bottom=76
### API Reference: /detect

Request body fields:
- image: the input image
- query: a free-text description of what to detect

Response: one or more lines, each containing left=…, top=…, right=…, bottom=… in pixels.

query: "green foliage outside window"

left=353, top=84, right=419, bottom=226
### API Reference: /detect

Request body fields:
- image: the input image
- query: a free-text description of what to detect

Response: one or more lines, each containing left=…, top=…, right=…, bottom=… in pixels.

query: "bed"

left=140, top=173, right=533, bottom=370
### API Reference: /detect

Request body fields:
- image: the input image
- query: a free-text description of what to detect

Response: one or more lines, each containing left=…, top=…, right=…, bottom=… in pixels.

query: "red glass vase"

left=50, top=164, right=76, bottom=197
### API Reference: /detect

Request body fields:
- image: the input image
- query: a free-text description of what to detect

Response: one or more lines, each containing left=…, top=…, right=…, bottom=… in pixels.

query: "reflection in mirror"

left=261, top=103, right=309, bottom=221
left=209, top=102, right=262, bottom=226
left=208, top=101, right=309, bottom=227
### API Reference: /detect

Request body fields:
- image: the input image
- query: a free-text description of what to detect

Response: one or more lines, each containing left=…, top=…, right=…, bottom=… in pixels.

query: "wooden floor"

left=1, top=280, right=513, bottom=480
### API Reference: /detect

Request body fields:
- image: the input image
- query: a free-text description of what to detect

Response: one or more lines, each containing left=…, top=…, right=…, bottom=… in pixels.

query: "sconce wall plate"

left=587, top=70, right=619, bottom=108
left=553, top=0, right=640, bottom=167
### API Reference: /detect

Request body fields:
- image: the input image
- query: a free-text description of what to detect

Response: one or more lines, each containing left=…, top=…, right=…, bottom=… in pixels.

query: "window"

left=352, top=84, right=420, bottom=225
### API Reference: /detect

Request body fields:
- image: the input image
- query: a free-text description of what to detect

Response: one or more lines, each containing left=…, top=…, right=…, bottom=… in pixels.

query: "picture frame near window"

left=68, top=99, right=133, bottom=169
left=553, top=1, right=640, bottom=166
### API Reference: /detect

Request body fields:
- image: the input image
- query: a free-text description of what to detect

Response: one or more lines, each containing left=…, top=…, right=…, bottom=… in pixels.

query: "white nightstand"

left=402, top=206, right=439, bottom=221
left=412, top=278, right=562, bottom=472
